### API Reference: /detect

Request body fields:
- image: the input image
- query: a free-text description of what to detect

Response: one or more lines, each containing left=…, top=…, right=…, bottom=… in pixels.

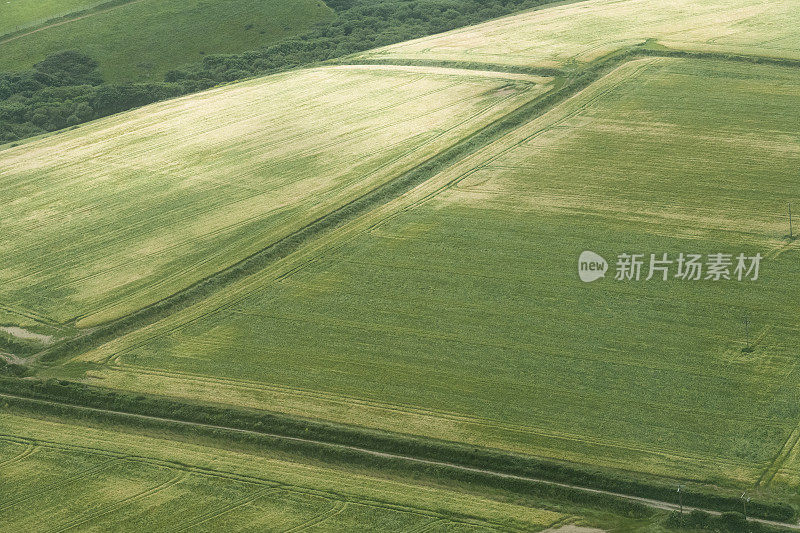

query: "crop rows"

left=0, top=65, right=546, bottom=328
left=68, top=56, right=800, bottom=493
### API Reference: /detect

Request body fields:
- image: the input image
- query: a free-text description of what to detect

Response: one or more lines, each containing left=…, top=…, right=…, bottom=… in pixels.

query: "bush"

left=33, top=50, right=103, bottom=86
left=665, top=509, right=788, bottom=533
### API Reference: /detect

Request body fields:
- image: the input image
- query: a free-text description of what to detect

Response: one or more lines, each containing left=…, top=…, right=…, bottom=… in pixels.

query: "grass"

left=0, top=65, right=550, bottom=327
left=0, top=0, right=112, bottom=37
left=6, top=0, right=800, bottom=523
left=62, top=57, right=800, bottom=498
left=0, top=409, right=586, bottom=531
left=0, top=0, right=334, bottom=82
left=351, top=0, right=800, bottom=69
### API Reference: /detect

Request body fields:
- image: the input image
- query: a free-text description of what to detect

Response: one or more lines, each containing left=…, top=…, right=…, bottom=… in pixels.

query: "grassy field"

left=0, top=65, right=549, bottom=328
left=0, top=0, right=112, bottom=36
left=351, top=0, right=800, bottom=69
left=0, top=0, right=334, bottom=82
left=63, top=57, right=800, bottom=494
left=0, top=409, right=580, bottom=531
left=5, top=0, right=800, bottom=524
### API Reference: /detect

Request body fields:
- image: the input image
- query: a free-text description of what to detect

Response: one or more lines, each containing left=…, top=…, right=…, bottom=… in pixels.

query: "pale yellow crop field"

left=0, top=65, right=549, bottom=327
left=352, top=0, right=800, bottom=69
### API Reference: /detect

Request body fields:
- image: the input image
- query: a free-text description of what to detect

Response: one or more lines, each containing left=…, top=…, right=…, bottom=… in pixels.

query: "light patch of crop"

left=0, top=66, right=548, bottom=327
left=353, top=0, right=800, bottom=69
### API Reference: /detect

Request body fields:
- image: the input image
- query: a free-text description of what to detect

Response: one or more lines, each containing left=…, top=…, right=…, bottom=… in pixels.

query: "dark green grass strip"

left=333, top=57, right=566, bottom=78
left=636, top=48, right=800, bottom=69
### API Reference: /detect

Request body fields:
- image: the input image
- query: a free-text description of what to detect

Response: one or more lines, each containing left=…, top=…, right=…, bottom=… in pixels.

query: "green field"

left=0, top=0, right=111, bottom=36
left=352, top=0, right=800, bottom=69
left=0, top=65, right=548, bottom=327
left=64, top=57, right=800, bottom=492
left=0, top=0, right=333, bottom=82
left=0, top=410, right=577, bottom=531
left=4, top=0, right=800, bottom=527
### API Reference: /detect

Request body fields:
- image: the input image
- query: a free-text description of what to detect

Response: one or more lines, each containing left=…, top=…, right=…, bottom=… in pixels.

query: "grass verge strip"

left=334, top=57, right=566, bottom=78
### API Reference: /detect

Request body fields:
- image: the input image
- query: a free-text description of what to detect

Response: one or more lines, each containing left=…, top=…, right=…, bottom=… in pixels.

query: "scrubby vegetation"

left=664, top=510, right=789, bottom=533
left=0, top=0, right=334, bottom=83
left=0, top=51, right=206, bottom=142
left=0, top=0, right=557, bottom=143
left=0, top=359, right=28, bottom=377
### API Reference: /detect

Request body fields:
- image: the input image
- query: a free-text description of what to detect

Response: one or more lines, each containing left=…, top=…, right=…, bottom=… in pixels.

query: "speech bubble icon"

left=578, top=251, right=608, bottom=282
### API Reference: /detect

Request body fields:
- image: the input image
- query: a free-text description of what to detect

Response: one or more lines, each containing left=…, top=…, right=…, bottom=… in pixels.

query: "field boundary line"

left=332, top=57, right=565, bottom=78
left=338, top=46, right=800, bottom=77
left=1, top=391, right=797, bottom=530
left=322, top=63, right=550, bottom=83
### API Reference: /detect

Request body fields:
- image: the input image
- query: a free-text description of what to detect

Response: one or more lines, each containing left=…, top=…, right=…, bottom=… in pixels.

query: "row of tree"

left=0, top=51, right=211, bottom=142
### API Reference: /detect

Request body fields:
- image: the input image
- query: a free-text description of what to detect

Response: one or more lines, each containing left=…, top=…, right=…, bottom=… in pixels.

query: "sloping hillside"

left=0, top=0, right=333, bottom=82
